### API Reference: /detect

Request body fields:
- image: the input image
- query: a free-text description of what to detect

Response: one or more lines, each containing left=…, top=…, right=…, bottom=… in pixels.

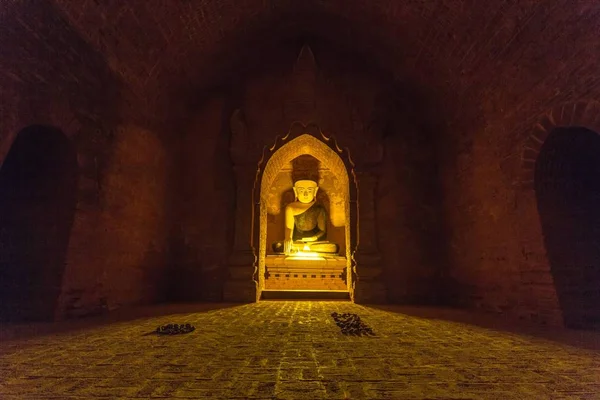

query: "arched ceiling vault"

left=41, top=0, right=600, bottom=129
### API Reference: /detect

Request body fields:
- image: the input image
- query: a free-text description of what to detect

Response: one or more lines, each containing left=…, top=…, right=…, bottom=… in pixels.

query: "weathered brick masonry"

left=1, top=0, right=600, bottom=327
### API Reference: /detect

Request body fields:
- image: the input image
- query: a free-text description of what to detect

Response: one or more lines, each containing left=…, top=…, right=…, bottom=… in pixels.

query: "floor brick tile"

left=1, top=301, right=600, bottom=399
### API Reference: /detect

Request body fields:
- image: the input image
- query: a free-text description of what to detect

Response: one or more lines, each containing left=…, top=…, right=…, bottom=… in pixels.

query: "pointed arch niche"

left=0, top=125, right=78, bottom=321
left=516, top=100, right=600, bottom=328
left=253, top=130, right=358, bottom=299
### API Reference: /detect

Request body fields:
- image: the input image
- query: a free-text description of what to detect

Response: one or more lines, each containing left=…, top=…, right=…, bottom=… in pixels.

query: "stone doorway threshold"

left=261, top=289, right=350, bottom=301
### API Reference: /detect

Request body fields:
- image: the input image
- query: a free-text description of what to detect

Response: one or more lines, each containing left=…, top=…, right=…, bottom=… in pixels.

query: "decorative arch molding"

left=260, top=132, right=350, bottom=227
left=252, top=123, right=358, bottom=248
left=520, top=100, right=600, bottom=189
left=250, top=123, right=359, bottom=299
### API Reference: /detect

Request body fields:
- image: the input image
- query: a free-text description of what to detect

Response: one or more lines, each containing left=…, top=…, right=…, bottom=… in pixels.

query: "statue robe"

left=271, top=202, right=338, bottom=254
left=292, top=203, right=327, bottom=241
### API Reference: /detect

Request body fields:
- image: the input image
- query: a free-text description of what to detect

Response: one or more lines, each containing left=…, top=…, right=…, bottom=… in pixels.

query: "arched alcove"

left=0, top=125, right=78, bottom=321
left=535, top=126, right=600, bottom=329
left=255, top=133, right=355, bottom=297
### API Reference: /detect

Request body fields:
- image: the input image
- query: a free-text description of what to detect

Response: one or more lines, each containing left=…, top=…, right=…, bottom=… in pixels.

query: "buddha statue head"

left=293, top=179, right=318, bottom=204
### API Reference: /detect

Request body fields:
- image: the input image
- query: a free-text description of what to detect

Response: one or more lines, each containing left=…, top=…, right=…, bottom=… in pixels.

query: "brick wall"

left=60, top=125, right=170, bottom=317
left=5, top=0, right=600, bottom=326
left=0, top=1, right=171, bottom=319
left=415, top=2, right=600, bottom=327
left=440, top=96, right=600, bottom=326
left=0, top=1, right=119, bottom=319
left=169, top=96, right=236, bottom=302
left=377, top=136, right=444, bottom=305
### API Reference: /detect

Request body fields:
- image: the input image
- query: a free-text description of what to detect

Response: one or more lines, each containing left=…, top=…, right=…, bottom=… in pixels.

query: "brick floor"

left=1, top=301, right=599, bottom=399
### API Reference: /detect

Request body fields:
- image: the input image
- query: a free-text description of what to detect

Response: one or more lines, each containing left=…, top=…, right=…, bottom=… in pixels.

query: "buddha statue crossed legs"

left=272, top=179, right=339, bottom=255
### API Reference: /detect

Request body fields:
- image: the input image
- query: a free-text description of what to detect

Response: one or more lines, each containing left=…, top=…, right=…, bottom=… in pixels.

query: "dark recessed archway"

left=535, top=126, right=600, bottom=329
left=0, top=125, right=78, bottom=321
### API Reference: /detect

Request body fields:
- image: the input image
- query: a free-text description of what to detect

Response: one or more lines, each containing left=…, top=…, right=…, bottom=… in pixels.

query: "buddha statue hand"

left=301, top=235, right=319, bottom=242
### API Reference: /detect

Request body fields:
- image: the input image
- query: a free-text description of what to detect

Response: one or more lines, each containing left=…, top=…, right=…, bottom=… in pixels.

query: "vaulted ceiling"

left=35, top=0, right=600, bottom=128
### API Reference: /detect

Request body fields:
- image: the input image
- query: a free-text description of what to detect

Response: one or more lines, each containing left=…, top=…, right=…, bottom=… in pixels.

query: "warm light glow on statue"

left=272, top=179, right=339, bottom=256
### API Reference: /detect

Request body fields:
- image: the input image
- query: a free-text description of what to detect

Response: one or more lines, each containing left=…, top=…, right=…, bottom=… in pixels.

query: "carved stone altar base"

left=264, top=255, right=347, bottom=291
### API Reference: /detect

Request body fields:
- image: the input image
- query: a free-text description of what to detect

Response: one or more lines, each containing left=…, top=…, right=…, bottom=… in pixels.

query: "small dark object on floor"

left=156, top=323, right=196, bottom=335
left=331, top=312, right=375, bottom=336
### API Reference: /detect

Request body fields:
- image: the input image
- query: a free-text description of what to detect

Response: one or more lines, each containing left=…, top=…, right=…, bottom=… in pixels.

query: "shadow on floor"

left=367, top=304, right=600, bottom=352
left=0, top=302, right=242, bottom=343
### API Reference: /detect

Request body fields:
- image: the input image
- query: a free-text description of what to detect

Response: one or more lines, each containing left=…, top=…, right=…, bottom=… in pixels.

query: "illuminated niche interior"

left=258, top=134, right=351, bottom=292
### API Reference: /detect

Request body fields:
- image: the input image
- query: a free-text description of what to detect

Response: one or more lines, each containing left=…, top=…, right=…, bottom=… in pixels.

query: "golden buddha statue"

left=272, top=179, right=339, bottom=255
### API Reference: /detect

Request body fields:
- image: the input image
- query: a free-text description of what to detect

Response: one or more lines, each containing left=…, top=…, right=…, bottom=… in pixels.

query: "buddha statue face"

left=293, top=180, right=318, bottom=204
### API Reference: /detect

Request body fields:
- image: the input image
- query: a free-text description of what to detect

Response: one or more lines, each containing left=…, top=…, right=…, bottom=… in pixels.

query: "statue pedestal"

left=264, top=255, right=348, bottom=291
